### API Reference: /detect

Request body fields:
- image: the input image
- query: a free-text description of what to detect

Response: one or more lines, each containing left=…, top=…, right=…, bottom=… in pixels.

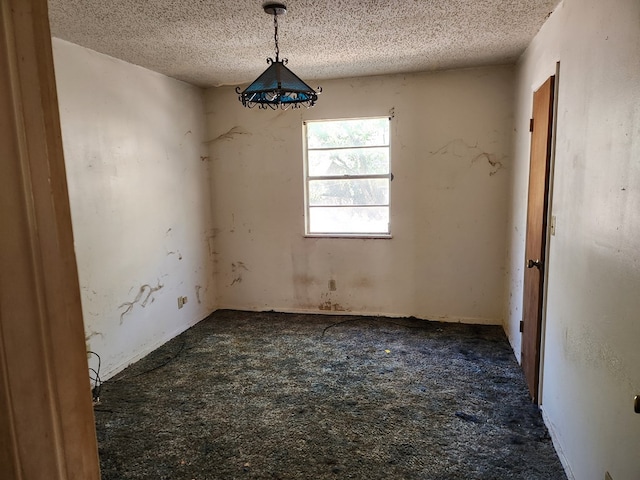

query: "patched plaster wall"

left=505, top=0, right=640, bottom=478
left=205, top=66, right=514, bottom=324
left=53, top=38, right=216, bottom=379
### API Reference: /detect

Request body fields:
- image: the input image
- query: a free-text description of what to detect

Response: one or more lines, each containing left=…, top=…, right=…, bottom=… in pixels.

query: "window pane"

left=309, top=207, right=389, bottom=234
left=308, top=178, right=389, bottom=206
left=307, top=118, right=389, bottom=149
left=308, top=148, right=390, bottom=176
left=304, top=117, right=390, bottom=237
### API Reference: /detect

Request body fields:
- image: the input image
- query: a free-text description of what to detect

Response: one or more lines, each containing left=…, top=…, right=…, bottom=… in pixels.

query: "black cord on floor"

left=114, top=339, right=186, bottom=382
left=88, top=351, right=102, bottom=403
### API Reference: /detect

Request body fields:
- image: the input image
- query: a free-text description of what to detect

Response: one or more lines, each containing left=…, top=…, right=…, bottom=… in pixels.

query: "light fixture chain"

left=273, top=12, right=279, bottom=62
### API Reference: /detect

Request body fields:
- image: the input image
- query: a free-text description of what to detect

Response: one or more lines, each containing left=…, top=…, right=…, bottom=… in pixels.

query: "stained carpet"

left=94, top=309, right=566, bottom=479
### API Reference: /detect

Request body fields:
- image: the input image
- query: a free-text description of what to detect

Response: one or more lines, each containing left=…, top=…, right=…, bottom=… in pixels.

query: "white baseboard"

left=541, top=406, right=575, bottom=480
left=99, top=306, right=501, bottom=382
left=213, top=304, right=502, bottom=326
left=99, top=313, right=207, bottom=381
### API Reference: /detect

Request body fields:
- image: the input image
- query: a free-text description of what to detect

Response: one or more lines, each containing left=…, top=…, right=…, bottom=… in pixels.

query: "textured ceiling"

left=48, top=0, right=560, bottom=88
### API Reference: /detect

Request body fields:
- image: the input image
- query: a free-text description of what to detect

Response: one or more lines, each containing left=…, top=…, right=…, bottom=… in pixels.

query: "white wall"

left=206, top=66, right=513, bottom=324
left=53, top=39, right=216, bottom=379
left=505, top=0, right=640, bottom=478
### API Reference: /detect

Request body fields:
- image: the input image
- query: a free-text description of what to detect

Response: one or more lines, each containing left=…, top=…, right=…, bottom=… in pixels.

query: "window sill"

left=304, top=234, right=393, bottom=239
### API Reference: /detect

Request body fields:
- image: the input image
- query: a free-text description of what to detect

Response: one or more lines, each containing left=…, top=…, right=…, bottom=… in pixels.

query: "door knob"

left=527, top=259, right=542, bottom=269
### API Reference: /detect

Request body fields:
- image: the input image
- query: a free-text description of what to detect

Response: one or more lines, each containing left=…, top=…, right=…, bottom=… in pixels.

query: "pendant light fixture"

left=236, top=3, right=320, bottom=110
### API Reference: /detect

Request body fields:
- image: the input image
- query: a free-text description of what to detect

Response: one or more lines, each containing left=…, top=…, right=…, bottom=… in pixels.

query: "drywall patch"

left=563, top=324, right=632, bottom=389
left=118, top=282, right=164, bottom=324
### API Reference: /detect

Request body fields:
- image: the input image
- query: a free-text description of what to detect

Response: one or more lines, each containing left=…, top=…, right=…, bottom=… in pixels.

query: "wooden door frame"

left=0, top=0, right=101, bottom=478
left=536, top=62, right=561, bottom=403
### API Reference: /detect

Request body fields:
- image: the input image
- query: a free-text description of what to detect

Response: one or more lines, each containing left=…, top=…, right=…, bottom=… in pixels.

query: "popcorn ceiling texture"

left=48, top=0, right=560, bottom=87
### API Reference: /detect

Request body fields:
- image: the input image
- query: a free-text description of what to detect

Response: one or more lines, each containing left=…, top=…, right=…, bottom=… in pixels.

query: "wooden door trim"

left=537, top=62, right=561, bottom=403
left=0, top=0, right=101, bottom=478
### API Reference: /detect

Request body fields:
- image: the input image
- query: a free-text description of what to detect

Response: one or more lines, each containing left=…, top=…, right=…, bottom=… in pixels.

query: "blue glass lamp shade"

left=236, top=58, right=320, bottom=110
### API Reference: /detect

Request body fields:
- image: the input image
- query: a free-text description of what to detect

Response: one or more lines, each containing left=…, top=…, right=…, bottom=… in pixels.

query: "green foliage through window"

left=304, top=118, right=391, bottom=236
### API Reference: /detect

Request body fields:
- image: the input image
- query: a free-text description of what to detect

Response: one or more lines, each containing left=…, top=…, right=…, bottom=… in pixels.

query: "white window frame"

left=303, top=117, right=392, bottom=238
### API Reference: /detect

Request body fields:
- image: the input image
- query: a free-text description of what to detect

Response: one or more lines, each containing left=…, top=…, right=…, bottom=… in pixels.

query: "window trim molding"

left=303, top=116, right=392, bottom=238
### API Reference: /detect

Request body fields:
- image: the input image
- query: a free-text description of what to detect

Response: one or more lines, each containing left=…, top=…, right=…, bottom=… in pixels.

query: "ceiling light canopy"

left=236, top=3, right=320, bottom=110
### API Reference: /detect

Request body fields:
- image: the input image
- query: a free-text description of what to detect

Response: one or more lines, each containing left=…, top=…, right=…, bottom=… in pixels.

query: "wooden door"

left=0, top=0, right=101, bottom=477
left=521, top=76, right=555, bottom=403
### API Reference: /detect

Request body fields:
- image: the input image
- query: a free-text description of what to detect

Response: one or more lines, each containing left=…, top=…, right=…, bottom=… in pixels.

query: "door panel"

left=521, top=75, right=555, bottom=402
left=0, top=0, right=101, bottom=477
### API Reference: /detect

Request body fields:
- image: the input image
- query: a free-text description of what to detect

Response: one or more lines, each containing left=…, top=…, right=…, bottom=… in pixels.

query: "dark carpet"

left=94, top=310, right=567, bottom=479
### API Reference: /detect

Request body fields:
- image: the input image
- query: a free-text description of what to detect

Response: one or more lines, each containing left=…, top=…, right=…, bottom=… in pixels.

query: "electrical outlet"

left=177, top=296, right=188, bottom=309
left=328, top=279, right=337, bottom=291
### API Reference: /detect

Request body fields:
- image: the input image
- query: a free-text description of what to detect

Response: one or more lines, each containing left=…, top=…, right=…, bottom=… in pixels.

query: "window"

left=304, top=117, right=391, bottom=237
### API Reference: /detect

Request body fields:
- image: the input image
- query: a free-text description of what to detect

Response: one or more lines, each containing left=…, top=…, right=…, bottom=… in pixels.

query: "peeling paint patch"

left=318, top=300, right=348, bottom=312
left=118, top=282, right=164, bottom=324
left=472, top=152, right=505, bottom=176
left=429, top=139, right=506, bottom=176
left=232, top=261, right=249, bottom=272
left=229, top=261, right=249, bottom=287
left=165, top=228, right=183, bottom=259
left=354, top=277, right=373, bottom=288
left=207, top=235, right=217, bottom=257
left=85, top=330, right=104, bottom=341
left=429, top=138, right=479, bottom=157
left=81, top=286, right=98, bottom=293
left=293, top=274, right=315, bottom=286
left=318, top=292, right=349, bottom=312
left=319, top=301, right=332, bottom=311
left=206, top=126, right=250, bottom=144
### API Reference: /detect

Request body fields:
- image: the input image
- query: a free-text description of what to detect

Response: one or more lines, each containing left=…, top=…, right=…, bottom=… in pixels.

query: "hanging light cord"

left=273, top=11, right=280, bottom=62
